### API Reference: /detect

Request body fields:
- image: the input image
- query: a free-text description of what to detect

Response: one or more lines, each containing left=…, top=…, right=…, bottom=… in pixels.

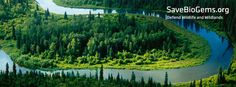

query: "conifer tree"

left=99, top=64, right=104, bottom=80
left=64, top=12, right=68, bottom=19
left=13, top=63, right=16, bottom=76
left=131, top=72, right=135, bottom=82
left=164, top=72, right=168, bottom=87
left=199, top=79, right=202, bottom=87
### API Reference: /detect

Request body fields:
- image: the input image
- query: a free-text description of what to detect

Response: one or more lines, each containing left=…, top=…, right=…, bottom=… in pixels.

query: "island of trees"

left=0, top=0, right=210, bottom=70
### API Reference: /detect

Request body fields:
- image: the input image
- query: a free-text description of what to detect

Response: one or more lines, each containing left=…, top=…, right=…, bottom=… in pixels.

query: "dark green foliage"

left=147, top=77, right=154, bottom=87
left=0, top=64, right=165, bottom=87
left=13, top=63, right=16, bottom=77
left=189, top=80, right=196, bottom=87
left=55, top=0, right=234, bottom=11
left=116, top=73, right=120, bottom=83
left=141, top=77, right=145, bottom=86
left=45, top=8, right=50, bottom=20
left=0, top=0, right=31, bottom=40
left=64, top=12, right=68, bottom=19
left=12, top=25, right=16, bottom=40
left=169, top=82, right=172, bottom=87
left=217, top=67, right=226, bottom=84
left=16, top=29, right=22, bottom=49
left=1, top=0, right=229, bottom=70
left=199, top=79, right=202, bottom=87
left=95, top=69, right=98, bottom=80
left=54, top=0, right=236, bottom=41
left=0, top=0, right=30, bottom=21
left=227, top=62, right=233, bottom=75
left=222, top=0, right=236, bottom=39
left=131, top=72, right=135, bottom=82
left=5, top=63, right=9, bottom=76
left=12, top=12, right=189, bottom=68
left=99, top=64, right=103, bottom=80
left=164, top=72, right=168, bottom=87
left=88, top=11, right=94, bottom=21
left=33, top=10, right=42, bottom=25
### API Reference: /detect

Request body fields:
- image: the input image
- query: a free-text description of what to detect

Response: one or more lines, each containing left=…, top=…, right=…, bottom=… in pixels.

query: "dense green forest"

left=0, top=0, right=210, bottom=69
left=0, top=0, right=33, bottom=39
left=53, top=0, right=233, bottom=10
left=0, top=63, right=234, bottom=87
left=0, top=0, right=30, bottom=21
left=0, top=64, right=171, bottom=87
left=9, top=12, right=209, bottom=69
left=54, top=0, right=236, bottom=39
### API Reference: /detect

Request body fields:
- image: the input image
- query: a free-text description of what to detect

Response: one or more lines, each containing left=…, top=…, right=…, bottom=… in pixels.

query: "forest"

left=0, top=63, right=210, bottom=87
left=12, top=12, right=196, bottom=68
left=54, top=0, right=236, bottom=39
left=1, top=63, right=163, bottom=87
left=0, top=63, right=233, bottom=87
left=0, top=0, right=211, bottom=70
left=0, top=0, right=236, bottom=87
left=54, top=0, right=233, bottom=10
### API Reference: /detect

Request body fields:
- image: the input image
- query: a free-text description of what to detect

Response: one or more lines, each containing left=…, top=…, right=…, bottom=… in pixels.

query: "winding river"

left=0, top=0, right=234, bottom=83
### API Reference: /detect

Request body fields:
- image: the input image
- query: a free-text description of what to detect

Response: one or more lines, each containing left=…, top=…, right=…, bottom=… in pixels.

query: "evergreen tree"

left=95, top=69, right=98, bottom=80
left=227, top=62, right=232, bottom=75
left=21, top=44, right=28, bottom=54
left=190, top=81, right=192, bottom=87
left=169, top=82, right=172, bottom=87
left=141, top=77, right=145, bottom=87
left=16, top=29, right=21, bottom=49
left=48, top=42, right=56, bottom=59
left=97, top=12, right=100, bottom=18
left=6, top=63, right=9, bottom=76
left=88, top=11, right=94, bottom=21
left=64, top=12, right=68, bottom=19
left=13, top=63, right=16, bottom=76
left=76, top=71, right=80, bottom=78
left=217, top=67, right=226, bottom=84
left=61, top=70, right=66, bottom=82
left=99, top=64, right=103, bottom=80
left=131, top=71, right=135, bottom=82
left=147, top=77, right=153, bottom=87
left=164, top=72, right=168, bottom=87
left=36, top=4, right=39, bottom=10
left=36, top=45, right=40, bottom=54
left=193, top=80, right=196, bottom=87
left=110, top=73, right=113, bottom=81
left=199, top=79, right=202, bottom=87
left=33, top=10, right=38, bottom=18
left=45, top=8, right=50, bottom=20
left=116, top=73, right=120, bottom=83
left=18, top=69, right=22, bottom=77
left=51, top=14, right=54, bottom=19
left=12, top=25, right=16, bottom=39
